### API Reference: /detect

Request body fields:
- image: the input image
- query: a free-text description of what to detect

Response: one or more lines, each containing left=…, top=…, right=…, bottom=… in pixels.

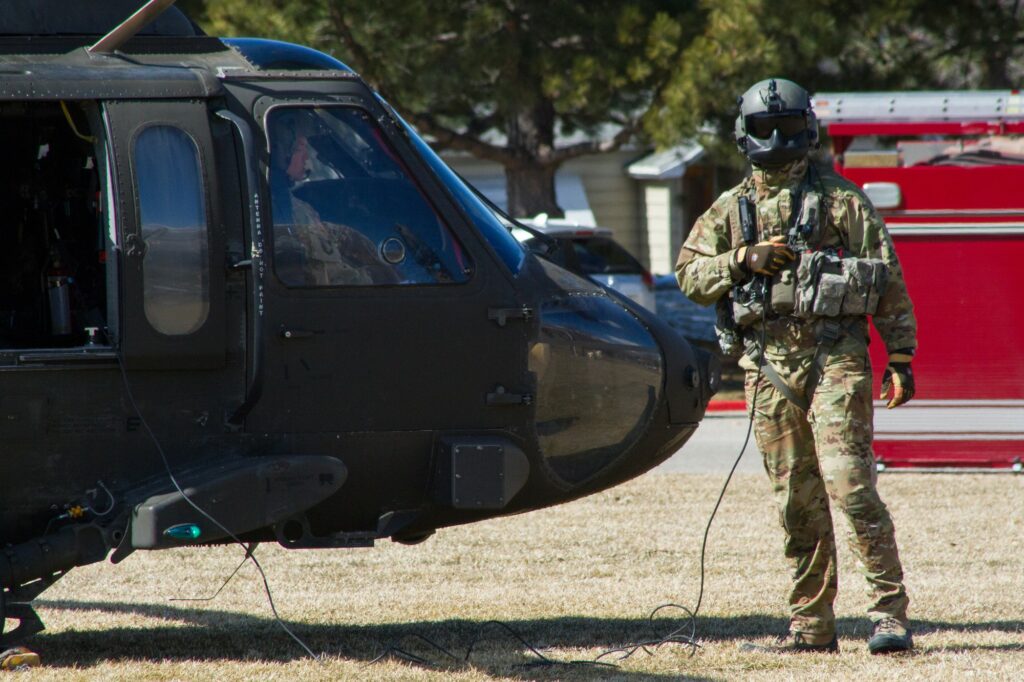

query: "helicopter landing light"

left=163, top=523, right=202, bottom=541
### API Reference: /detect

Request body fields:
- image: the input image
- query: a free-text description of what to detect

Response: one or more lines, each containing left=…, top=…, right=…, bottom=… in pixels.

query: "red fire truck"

left=813, top=90, right=1024, bottom=471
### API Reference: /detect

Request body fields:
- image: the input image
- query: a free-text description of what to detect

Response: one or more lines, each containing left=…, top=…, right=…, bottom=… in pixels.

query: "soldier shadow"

left=886, top=618, right=1024, bottom=654
left=832, top=615, right=1024, bottom=654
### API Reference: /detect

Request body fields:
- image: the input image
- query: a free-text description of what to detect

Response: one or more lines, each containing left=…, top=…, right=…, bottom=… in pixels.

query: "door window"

left=134, top=126, right=210, bottom=335
left=267, top=106, right=471, bottom=287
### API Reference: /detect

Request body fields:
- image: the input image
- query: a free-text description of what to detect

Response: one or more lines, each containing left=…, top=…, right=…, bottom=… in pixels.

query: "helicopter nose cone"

left=529, top=290, right=717, bottom=488
left=529, top=294, right=662, bottom=485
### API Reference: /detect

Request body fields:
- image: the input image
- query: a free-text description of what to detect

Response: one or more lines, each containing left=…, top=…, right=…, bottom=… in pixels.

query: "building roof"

left=626, top=142, right=705, bottom=180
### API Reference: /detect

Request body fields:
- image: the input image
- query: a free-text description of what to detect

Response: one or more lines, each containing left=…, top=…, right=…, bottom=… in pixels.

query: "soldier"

left=676, top=78, right=916, bottom=654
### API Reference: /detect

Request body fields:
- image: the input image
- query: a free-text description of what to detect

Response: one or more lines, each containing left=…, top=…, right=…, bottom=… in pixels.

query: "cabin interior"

left=0, top=101, right=110, bottom=349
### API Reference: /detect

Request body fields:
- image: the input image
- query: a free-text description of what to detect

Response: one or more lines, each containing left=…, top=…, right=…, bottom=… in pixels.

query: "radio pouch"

left=794, top=251, right=888, bottom=319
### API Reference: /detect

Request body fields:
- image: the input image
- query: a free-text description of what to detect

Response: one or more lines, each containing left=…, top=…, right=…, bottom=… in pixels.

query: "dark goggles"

left=745, top=112, right=807, bottom=139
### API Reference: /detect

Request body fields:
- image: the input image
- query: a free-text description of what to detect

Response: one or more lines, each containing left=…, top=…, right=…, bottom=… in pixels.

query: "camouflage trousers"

left=744, top=345, right=908, bottom=641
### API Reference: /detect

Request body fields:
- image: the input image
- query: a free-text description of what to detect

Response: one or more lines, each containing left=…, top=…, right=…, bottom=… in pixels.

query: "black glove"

left=880, top=349, right=915, bottom=409
left=739, top=236, right=795, bottom=276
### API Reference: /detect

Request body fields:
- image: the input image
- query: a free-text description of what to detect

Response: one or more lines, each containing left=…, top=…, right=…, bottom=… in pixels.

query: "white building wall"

left=443, top=151, right=649, bottom=267
left=642, top=182, right=674, bottom=275
left=561, top=151, right=641, bottom=257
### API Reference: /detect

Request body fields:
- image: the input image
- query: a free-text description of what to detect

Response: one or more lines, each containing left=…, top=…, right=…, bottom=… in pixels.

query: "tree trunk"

left=983, top=47, right=1012, bottom=88
left=505, top=160, right=562, bottom=219
left=504, top=100, right=563, bottom=219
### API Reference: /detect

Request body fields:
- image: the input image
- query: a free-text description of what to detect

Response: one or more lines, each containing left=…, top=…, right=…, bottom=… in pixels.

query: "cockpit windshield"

left=267, top=105, right=472, bottom=287
left=378, top=100, right=526, bottom=274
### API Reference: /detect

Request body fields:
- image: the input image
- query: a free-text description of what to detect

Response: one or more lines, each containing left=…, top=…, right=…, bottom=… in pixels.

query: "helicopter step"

left=126, top=455, right=348, bottom=551
left=0, top=456, right=344, bottom=646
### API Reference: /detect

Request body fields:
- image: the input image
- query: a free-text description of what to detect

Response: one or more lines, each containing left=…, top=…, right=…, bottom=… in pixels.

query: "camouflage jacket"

left=675, top=159, right=917, bottom=367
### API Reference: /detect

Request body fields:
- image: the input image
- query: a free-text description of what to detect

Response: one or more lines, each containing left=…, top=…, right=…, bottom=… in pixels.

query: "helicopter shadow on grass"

left=29, top=600, right=1024, bottom=674
left=31, top=598, right=754, bottom=680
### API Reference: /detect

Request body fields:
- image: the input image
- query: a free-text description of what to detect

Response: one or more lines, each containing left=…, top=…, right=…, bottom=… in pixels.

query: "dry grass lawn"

left=9, top=471, right=1024, bottom=680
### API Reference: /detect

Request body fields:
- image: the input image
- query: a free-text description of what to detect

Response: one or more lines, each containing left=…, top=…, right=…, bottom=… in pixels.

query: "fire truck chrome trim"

left=884, top=222, right=1024, bottom=235
left=873, top=403, right=1024, bottom=440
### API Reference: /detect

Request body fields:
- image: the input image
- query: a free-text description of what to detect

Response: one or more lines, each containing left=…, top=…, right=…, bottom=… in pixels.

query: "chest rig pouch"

left=728, top=187, right=890, bottom=323
left=794, top=250, right=889, bottom=318
left=787, top=190, right=889, bottom=318
left=730, top=189, right=815, bottom=327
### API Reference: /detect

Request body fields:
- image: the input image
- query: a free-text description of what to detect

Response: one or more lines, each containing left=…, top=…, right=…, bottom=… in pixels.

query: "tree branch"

left=407, top=112, right=513, bottom=165
left=464, top=111, right=502, bottom=137
left=549, top=121, right=637, bottom=163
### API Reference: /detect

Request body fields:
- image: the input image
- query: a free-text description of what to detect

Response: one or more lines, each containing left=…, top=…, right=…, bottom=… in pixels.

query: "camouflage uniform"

left=676, top=158, right=916, bottom=643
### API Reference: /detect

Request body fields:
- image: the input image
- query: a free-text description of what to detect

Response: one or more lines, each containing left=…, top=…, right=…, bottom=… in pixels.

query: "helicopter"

left=0, top=0, right=719, bottom=645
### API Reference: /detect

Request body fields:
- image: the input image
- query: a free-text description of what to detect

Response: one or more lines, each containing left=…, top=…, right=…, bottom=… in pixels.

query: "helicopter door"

left=105, top=101, right=226, bottom=369
left=249, top=101, right=529, bottom=433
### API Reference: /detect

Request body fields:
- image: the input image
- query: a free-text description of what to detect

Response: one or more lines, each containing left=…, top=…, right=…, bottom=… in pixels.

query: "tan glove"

left=880, top=350, right=915, bottom=409
left=736, top=236, right=795, bottom=276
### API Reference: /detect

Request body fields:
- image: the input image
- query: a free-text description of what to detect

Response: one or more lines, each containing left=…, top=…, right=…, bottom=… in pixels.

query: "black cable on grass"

left=466, top=620, right=617, bottom=670
left=116, top=357, right=320, bottom=662
left=594, top=603, right=703, bottom=662
left=592, top=371, right=761, bottom=662
left=170, top=544, right=257, bottom=602
left=368, top=632, right=463, bottom=667
left=367, top=621, right=618, bottom=671
left=594, top=282, right=769, bottom=662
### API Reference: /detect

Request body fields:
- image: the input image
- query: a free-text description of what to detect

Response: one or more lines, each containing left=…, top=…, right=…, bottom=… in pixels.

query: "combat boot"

left=868, top=617, right=913, bottom=654
left=740, top=631, right=839, bottom=654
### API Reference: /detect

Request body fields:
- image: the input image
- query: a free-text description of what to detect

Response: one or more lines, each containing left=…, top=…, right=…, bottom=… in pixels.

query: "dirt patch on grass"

left=15, top=473, right=1024, bottom=679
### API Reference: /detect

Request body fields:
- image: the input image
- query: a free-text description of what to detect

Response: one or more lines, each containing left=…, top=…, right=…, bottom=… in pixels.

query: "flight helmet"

left=734, top=78, right=818, bottom=167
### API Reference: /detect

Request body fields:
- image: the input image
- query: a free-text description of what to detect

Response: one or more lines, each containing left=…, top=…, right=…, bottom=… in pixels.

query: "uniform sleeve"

left=674, top=199, right=743, bottom=307
left=840, top=193, right=918, bottom=353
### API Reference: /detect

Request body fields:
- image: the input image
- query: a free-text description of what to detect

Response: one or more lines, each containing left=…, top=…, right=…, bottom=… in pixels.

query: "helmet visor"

left=745, top=112, right=807, bottom=139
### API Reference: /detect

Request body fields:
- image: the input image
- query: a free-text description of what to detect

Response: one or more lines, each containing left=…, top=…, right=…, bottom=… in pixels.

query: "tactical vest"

left=716, top=180, right=888, bottom=351
left=715, top=176, right=889, bottom=410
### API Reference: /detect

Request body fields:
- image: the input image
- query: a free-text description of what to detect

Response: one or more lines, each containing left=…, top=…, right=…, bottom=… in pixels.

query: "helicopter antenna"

left=88, top=0, right=178, bottom=55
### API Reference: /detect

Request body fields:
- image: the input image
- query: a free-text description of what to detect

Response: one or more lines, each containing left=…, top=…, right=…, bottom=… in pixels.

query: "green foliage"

left=648, top=0, right=779, bottom=147
left=188, top=0, right=699, bottom=213
left=179, top=0, right=1024, bottom=213
left=243, top=2, right=684, bottom=139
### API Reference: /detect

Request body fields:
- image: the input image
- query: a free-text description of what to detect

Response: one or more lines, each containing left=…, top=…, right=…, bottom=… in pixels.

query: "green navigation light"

left=163, top=523, right=202, bottom=540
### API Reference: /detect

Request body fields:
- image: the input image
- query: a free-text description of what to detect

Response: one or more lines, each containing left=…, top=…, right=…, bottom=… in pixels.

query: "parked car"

left=512, top=216, right=657, bottom=312
left=653, top=274, right=716, bottom=343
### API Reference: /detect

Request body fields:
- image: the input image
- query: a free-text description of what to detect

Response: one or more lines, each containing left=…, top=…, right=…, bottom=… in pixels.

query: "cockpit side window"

left=267, top=106, right=471, bottom=287
left=134, top=126, right=210, bottom=336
